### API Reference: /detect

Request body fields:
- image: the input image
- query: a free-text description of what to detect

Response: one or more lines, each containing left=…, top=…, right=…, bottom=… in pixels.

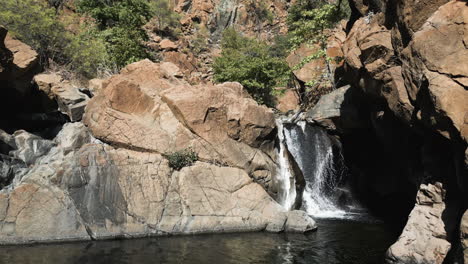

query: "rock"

left=54, top=123, right=91, bottom=155
left=386, top=183, right=452, bottom=264
left=285, top=210, right=317, bottom=233
left=0, top=154, right=26, bottom=189
left=306, top=85, right=364, bottom=132
left=10, top=130, right=54, bottom=165
left=52, top=83, right=89, bottom=122
left=276, top=88, right=300, bottom=113
left=4, top=34, right=38, bottom=78
left=461, top=210, right=468, bottom=264
left=160, top=61, right=184, bottom=78
left=88, top=78, right=106, bottom=95
left=84, top=60, right=277, bottom=187
left=34, top=73, right=63, bottom=99
left=286, top=43, right=327, bottom=84
left=0, top=33, right=39, bottom=96
left=159, top=39, right=178, bottom=51
left=0, top=183, right=90, bottom=244
left=0, top=138, right=291, bottom=243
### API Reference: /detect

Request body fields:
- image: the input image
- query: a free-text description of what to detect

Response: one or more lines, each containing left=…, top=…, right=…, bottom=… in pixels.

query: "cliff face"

left=310, top=0, right=468, bottom=263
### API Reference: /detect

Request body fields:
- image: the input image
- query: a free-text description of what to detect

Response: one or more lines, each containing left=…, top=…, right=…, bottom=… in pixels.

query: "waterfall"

left=275, top=119, right=297, bottom=211
left=276, top=116, right=355, bottom=219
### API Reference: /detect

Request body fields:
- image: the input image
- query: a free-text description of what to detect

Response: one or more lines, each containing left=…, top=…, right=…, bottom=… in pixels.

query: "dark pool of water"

left=0, top=219, right=398, bottom=264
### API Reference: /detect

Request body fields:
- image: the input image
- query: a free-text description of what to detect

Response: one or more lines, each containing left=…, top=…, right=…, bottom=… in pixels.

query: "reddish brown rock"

left=84, top=60, right=277, bottom=183
left=159, top=39, right=178, bottom=51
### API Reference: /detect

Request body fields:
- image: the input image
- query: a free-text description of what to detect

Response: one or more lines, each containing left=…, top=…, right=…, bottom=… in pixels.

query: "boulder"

left=159, top=39, right=178, bottom=51
left=34, top=73, right=63, bottom=99
left=84, top=60, right=277, bottom=187
left=284, top=210, right=317, bottom=233
left=53, top=84, right=89, bottom=122
left=386, top=183, right=452, bottom=264
left=4, top=34, right=38, bottom=78
left=276, top=89, right=300, bottom=113
left=306, top=85, right=364, bottom=132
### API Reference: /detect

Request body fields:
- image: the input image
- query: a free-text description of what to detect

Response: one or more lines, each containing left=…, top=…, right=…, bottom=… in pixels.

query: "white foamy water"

left=275, top=119, right=297, bottom=211
left=276, top=117, right=358, bottom=219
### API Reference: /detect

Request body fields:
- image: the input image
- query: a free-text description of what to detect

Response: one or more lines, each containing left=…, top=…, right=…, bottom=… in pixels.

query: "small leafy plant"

left=164, top=148, right=198, bottom=171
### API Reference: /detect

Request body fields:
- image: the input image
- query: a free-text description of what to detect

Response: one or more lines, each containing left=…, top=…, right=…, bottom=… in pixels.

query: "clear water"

left=0, top=219, right=397, bottom=264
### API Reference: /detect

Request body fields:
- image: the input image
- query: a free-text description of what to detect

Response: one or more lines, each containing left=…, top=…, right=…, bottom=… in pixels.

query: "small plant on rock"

left=164, top=148, right=198, bottom=171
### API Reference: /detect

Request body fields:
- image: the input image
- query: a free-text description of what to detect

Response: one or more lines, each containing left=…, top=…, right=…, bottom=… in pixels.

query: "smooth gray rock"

left=306, top=85, right=364, bottom=132
left=10, top=130, right=54, bottom=165
left=285, top=210, right=317, bottom=233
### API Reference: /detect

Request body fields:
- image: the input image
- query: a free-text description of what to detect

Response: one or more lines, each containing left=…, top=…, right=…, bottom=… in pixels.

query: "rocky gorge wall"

left=302, top=0, right=467, bottom=263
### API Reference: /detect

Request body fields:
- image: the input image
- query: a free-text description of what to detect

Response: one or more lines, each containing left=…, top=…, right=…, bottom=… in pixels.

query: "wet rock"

left=285, top=210, right=317, bottom=233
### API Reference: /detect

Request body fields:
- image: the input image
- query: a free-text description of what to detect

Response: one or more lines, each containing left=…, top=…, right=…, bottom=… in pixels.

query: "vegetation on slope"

left=213, top=28, right=290, bottom=107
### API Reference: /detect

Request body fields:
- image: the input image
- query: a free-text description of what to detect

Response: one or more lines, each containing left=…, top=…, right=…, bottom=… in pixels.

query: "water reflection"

left=0, top=220, right=397, bottom=264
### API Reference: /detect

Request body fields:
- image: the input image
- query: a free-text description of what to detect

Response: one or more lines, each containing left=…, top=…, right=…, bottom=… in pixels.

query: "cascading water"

left=275, top=119, right=297, bottom=211
left=276, top=116, right=357, bottom=219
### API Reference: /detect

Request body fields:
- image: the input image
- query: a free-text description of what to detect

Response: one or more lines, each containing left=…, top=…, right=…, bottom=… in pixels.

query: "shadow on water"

left=0, top=219, right=398, bottom=264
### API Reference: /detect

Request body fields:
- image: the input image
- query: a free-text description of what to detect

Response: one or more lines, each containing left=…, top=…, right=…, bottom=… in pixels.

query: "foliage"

left=164, top=148, right=199, bottom=171
left=77, top=0, right=154, bottom=68
left=246, top=0, right=274, bottom=24
left=0, top=0, right=110, bottom=77
left=213, top=28, right=290, bottom=107
left=287, top=0, right=350, bottom=49
left=151, top=0, right=180, bottom=31
left=191, top=23, right=210, bottom=55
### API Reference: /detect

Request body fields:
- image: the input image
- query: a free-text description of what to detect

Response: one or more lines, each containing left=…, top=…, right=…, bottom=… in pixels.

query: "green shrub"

left=191, top=23, right=210, bottom=55
left=151, top=0, right=180, bottom=32
left=287, top=0, right=350, bottom=49
left=77, top=0, right=154, bottom=68
left=0, top=0, right=110, bottom=77
left=164, top=148, right=199, bottom=171
left=213, top=28, right=290, bottom=107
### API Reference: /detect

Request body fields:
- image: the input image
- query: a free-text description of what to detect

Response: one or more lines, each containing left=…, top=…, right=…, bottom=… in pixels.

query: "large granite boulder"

left=84, top=60, right=277, bottom=190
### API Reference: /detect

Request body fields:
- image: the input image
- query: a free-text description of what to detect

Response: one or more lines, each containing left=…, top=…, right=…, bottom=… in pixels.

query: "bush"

left=164, top=148, right=199, bottom=171
left=287, top=0, right=350, bottom=49
left=213, top=28, right=290, bottom=107
left=77, top=0, right=154, bottom=68
left=0, top=0, right=110, bottom=77
left=151, top=0, right=180, bottom=31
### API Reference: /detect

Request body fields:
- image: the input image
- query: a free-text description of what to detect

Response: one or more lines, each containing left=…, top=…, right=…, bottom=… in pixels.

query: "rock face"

left=84, top=60, right=277, bottom=191
left=0, top=60, right=314, bottom=244
left=386, top=183, right=452, bottom=264
left=325, top=0, right=468, bottom=263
